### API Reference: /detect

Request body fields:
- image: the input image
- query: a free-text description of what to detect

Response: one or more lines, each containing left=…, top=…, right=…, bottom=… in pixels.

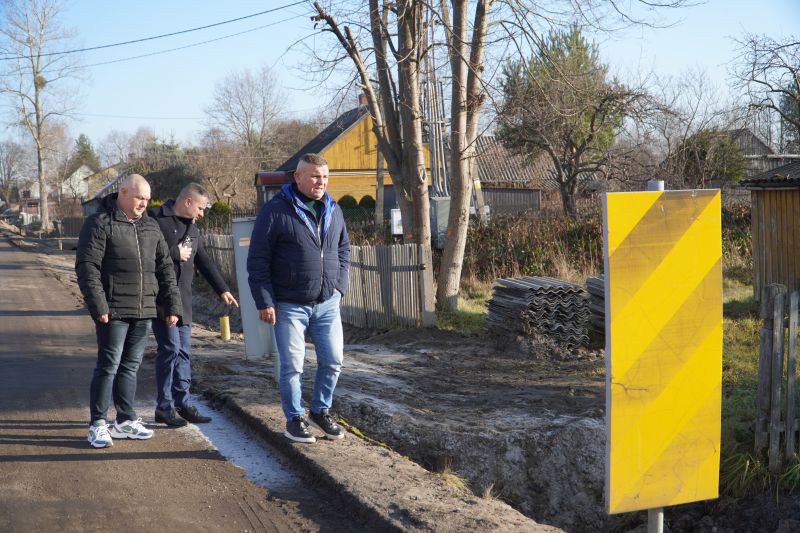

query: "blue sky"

left=29, top=1, right=800, bottom=147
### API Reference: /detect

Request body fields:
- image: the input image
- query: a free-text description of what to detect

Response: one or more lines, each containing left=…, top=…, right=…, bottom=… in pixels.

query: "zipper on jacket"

left=317, top=217, right=324, bottom=300
left=133, top=221, right=144, bottom=315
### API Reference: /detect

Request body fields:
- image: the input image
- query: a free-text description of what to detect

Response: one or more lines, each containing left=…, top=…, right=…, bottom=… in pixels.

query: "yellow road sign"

left=604, top=190, right=722, bottom=514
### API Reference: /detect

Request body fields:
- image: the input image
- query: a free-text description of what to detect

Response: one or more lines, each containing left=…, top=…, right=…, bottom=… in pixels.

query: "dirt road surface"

left=0, top=237, right=364, bottom=532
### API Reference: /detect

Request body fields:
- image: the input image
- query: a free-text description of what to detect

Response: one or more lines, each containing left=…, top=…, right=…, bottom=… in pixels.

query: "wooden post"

left=786, top=289, right=798, bottom=460
left=769, top=285, right=787, bottom=472
left=756, top=285, right=776, bottom=453
left=418, top=244, right=436, bottom=327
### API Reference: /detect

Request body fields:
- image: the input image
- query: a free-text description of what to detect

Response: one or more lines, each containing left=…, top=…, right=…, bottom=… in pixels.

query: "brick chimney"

left=358, top=92, right=368, bottom=106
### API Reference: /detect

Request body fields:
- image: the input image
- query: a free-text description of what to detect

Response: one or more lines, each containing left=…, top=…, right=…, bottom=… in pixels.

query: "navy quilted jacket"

left=247, top=184, right=350, bottom=309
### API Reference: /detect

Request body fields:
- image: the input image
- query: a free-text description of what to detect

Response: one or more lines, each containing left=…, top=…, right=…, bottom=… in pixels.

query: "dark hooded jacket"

left=148, top=199, right=230, bottom=324
left=247, top=183, right=349, bottom=309
left=75, top=193, right=182, bottom=320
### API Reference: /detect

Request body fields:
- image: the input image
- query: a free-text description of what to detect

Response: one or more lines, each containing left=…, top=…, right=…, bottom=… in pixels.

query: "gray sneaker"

left=109, top=418, right=154, bottom=440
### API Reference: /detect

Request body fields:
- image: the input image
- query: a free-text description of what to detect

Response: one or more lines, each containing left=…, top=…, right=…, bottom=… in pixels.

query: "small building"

left=740, top=160, right=800, bottom=299
left=81, top=169, right=126, bottom=216
left=274, top=105, right=410, bottom=206
left=60, top=164, right=95, bottom=200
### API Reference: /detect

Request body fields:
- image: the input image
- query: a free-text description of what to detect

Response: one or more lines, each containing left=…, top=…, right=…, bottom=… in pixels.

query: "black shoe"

left=177, top=405, right=212, bottom=424
left=308, top=409, right=344, bottom=440
left=284, top=416, right=316, bottom=443
left=155, top=408, right=188, bottom=427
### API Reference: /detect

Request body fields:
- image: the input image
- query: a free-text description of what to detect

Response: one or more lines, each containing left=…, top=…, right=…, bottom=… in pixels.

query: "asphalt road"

left=0, top=237, right=357, bottom=532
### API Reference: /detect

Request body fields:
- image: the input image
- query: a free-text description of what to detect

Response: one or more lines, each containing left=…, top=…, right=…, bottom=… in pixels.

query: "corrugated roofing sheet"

left=475, top=135, right=559, bottom=190
left=739, top=160, right=800, bottom=189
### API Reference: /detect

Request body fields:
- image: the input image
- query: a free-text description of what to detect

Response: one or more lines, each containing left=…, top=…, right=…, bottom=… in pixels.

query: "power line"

left=0, top=1, right=307, bottom=61
left=78, top=14, right=304, bottom=69
left=77, top=113, right=203, bottom=120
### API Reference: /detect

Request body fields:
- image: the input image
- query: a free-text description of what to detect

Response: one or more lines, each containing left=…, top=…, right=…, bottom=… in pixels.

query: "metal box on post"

left=232, top=217, right=279, bottom=375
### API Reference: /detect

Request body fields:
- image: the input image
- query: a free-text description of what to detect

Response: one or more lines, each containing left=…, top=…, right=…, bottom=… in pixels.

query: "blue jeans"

left=89, top=318, right=150, bottom=424
left=152, top=320, right=193, bottom=412
left=274, top=292, right=343, bottom=420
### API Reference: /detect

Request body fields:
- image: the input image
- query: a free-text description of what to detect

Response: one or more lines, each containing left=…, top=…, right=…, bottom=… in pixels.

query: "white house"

left=60, top=164, right=94, bottom=200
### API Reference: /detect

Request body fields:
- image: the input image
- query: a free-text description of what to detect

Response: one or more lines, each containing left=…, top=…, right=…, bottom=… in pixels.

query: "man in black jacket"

left=247, top=153, right=350, bottom=443
left=76, top=174, right=182, bottom=448
left=149, top=183, right=238, bottom=427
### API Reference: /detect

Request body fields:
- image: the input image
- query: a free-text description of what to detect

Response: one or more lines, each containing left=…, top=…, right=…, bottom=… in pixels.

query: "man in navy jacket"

left=247, top=153, right=350, bottom=443
left=149, top=183, right=238, bottom=427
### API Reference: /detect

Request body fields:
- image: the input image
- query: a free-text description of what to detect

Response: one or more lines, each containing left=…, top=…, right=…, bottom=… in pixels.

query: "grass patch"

left=436, top=280, right=492, bottom=335
left=439, top=464, right=472, bottom=497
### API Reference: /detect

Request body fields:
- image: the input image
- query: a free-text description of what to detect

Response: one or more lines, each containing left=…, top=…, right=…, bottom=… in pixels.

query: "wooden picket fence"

left=202, top=233, right=236, bottom=289
left=341, top=244, right=435, bottom=329
left=755, top=283, right=800, bottom=471
left=201, top=234, right=436, bottom=329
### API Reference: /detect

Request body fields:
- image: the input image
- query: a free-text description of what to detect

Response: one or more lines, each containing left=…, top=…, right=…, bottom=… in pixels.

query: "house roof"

left=475, top=135, right=559, bottom=190
left=82, top=168, right=126, bottom=204
left=276, top=105, right=369, bottom=172
left=739, top=160, right=800, bottom=189
left=724, top=128, right=775, bottom=156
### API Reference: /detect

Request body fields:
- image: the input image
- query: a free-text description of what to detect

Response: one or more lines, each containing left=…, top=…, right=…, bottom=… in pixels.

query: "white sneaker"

left=88, top=420, right=113, bottom=448
left=109, top=418, right=154, bottom=440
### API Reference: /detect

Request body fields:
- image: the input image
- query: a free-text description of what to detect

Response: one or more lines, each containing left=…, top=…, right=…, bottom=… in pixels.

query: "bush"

left=462, top=210, right=603, bottom=283
left=359, top=195, right=376, bottom=209
left=198, top=200, right=232, bottom=233
left=338, top=195, right=358, bottom=209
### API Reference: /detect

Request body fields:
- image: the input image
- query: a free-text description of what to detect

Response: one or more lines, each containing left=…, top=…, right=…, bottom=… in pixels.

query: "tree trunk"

left=561, top=180, right=577, bottom=218
left=437, top=0, right=486, bottom=311
left=396, top=1, right=430, bottom=248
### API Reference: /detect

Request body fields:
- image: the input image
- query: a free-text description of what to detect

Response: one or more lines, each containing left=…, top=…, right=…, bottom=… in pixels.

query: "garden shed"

left=740, top=160, right=800, bottom=300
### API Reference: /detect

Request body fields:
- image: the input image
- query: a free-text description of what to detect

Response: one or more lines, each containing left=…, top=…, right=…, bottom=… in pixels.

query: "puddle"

left=147, top=396, right=304, bottom=495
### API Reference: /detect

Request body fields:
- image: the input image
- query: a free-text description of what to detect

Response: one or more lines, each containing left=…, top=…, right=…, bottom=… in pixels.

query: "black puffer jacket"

left=75, top=193, right=182, bottom=320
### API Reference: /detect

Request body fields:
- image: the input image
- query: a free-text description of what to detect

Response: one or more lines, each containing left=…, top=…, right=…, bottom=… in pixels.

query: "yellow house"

left=275, top=105, right=429, bottom=204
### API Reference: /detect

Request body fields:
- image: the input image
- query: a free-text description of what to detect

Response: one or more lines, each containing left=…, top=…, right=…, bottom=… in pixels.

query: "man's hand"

left=179, top=243, right=191, bottom=262
left=221, top=291, right=239, bottom=308
left=258, top=307, right=276, bottom=325
left=166, top=315, right=179, bottom=327
left=97, top=314, right=109, bottom=324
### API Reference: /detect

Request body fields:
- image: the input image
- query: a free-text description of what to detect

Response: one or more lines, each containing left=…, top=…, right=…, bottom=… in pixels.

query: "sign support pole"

left=647, top=507, right=664, bottom=533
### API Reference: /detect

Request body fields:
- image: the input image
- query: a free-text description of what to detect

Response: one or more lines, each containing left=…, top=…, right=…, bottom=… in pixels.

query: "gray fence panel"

left=482, top=188, right=541, bottom=216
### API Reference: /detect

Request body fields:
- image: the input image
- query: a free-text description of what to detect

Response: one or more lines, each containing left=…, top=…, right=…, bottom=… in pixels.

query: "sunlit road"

left=0, top=236, right=357, bottom=532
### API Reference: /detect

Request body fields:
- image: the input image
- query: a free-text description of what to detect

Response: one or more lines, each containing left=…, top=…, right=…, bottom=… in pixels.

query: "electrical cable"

left=78, top=14, right=304, bottom=69
left=0, top=1, right=307, bottom=61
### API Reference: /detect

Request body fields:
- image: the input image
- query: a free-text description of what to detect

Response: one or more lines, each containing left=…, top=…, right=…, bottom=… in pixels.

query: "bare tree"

left=311, top=1, right=495, bottom=308
left=733, top=33, right=800, bottom=151
left=309, top=0, right=692, bottom=308
left=0, top=138, right=29, bottom=204
left=0, top=0, right=82, bottom=231
left=186, top=128, right=254, bottom=207
left=42, top=120, right=72, bottom=201
left=204, top=65, right=284, bottom=155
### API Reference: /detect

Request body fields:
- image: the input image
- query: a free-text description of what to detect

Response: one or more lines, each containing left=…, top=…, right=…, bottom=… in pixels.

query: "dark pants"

left=89, top=318, right=149, bottom=424
left=152, top=320, right=193, bottom=412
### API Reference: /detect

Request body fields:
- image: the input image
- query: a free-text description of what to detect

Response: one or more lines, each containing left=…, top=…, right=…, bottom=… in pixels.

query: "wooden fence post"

left=418, top=244, right=436, bottom=327
left=769, top=285, right=787, bottom=472
left=756, top=285, right=776, bottom=454
left=786, top=289, right=798, bottom=460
